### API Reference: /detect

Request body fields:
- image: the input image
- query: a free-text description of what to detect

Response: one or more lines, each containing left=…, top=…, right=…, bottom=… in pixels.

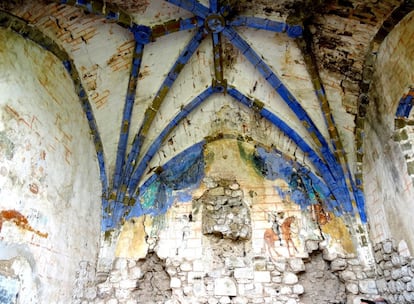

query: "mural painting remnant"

left=0, top=209, right=48, bottom=238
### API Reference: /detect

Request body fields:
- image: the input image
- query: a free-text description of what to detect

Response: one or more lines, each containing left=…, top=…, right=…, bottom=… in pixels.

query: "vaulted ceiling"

left=1, top=0, right=412, bottom=231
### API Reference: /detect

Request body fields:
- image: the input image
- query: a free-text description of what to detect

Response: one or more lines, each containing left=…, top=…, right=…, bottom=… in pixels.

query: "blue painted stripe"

left=396, top=92, right=413, bottom=118
left=130, top=25, right=152, bottom=44
left=230, top=17, right=303, bottom=38
left=222, top=28, right=348, bottom=185
left=120, top=27, right=206, bottom=189
left=113, top=43, right=144, bottom=190
left=179, top=16, right=204, bottom=31
left=78, top=85, right=109, bottom=196
left=165, top=0, right=210, bottom=18
left=150, top=17, right=203, bottom=40
left=209, top=0, right=218, bottom=13
left=350, top=176, right=366, bottom=222
left=127, top=86, right=215, bottom=195
left=227, top=87, right=353, bottom=213
left=230, top=17, right=287, bottom=32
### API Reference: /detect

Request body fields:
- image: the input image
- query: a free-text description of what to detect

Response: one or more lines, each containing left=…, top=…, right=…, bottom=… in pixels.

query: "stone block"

left=293, top=284, right=304, bottom=294
left=96, top=282, right=112, bottom=298
left=115, top=288, right=130, bottom=299
left=305, top=240, right=319, bottom=253
left=340, top=270, right=356, bottom=281
left=279, top=286, right=291, bottom=294
left=229, top=183, right=239, bottom=190
left=180, top=262, right=193, bottom=272
left=214, top=278, right=237, bottom=296
left=391, top=269, right=402, bottom=280
left=166, top=266, right=177, bottom=277
left=254, top=271, right=271, bottom=283
left=204, top=177, right=218, bottom=188
left=188, top=271, right=205, bottom=283
left=254, top=258, right=267, bottom=271
left=273, top=260, right=287, bottom=272
left=403, top=291, right=414, bottom=302
left=193, top=260, right=204, bottom=272
left=209, top=187, right=225, bottom=196
left=225, top=257, right=246, bottom=268
left=322, top=248, right=337, bottom=261
left=282, top=272, right=298, bottom=285
left=109, top=270, right=122, bottom=283
left=219, top=296, right=231, bottom=304
left=84, top=287, right=97, bottom=300
left=193, top=281, right=206, bottom=297
left=254, top=283, right=263, bottom=295
left=383, top=240, right=394, bottom=254
left=233, top=297, right=248, bottom=304
left=119, top=279, right=137, bottom=289
left=358, top=279, right=377, bottom=294
left=331, top=258, right=347, bottom=271
left=396, top=280, right=405, bottom=292
left=170, top=277, right=181, bottom=288
left=346, top=282, right=359, bottom=294
left=288, top=258, right=305, bottom=273
left=208, top=298, right=219, bottom=304
left=234, top=267, right=254, bottom=280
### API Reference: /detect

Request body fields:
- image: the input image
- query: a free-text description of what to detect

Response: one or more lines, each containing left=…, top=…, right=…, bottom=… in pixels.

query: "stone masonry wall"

left=73, top=178, right=391, bottom=304
left=73, top=243, right=383, bottom=304
left=374, top=239, right=414, bottom=304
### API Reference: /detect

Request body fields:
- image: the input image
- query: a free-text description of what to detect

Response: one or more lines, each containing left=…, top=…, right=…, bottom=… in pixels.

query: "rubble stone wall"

left=374, top=239, right=414, bottom=304
left=71, top=180, right=410, bottom=304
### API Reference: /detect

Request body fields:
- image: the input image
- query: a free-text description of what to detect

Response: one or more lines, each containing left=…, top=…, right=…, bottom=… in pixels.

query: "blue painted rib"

left=230, top=17, right=303, bottom=38
left=127, top=86, right=215, bottom=195
left=179, top=16, right=204, bottom=31
left=227, top=87, right=353, bottom=213
left=396, top=92, right=413, bottom=118
left=120, top=27, right=206, bottom=189
left=113, top=43, right=144, bottom=190
left=60, top=60, right=109, bottom=201
left=165, top=0, right=210, bottom=18
left=130, top=25, right=152, bottom=44
left=350, top=176, right=366, bottom=222
left=222, top=27, right=347, bottom=182
left=209, top=0, right=218, bottom=13
left=230, top=17, right=287, bottom=32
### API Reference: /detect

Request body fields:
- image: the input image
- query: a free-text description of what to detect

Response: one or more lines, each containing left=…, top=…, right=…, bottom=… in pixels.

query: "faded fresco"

left=116, top=138, right=356, bottom=259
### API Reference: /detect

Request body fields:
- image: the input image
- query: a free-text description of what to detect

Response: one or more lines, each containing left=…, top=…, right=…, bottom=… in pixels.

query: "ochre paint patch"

left=321, top=214, right=355, bottom=254
left=116, top=216, right=150, bottom=259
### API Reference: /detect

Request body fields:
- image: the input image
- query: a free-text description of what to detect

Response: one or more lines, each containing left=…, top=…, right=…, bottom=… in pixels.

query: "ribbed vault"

left=1, top=0, right=411, bottom=231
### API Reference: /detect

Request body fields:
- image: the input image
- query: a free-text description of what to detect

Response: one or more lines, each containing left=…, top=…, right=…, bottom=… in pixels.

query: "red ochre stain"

left=0, top=209, right=48, bottom=238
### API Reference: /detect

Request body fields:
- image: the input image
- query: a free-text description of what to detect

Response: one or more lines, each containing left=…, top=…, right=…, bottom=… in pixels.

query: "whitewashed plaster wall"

left=0, top=28, right=101, bottom=303
left=364, top=11, right=414, bottom=252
